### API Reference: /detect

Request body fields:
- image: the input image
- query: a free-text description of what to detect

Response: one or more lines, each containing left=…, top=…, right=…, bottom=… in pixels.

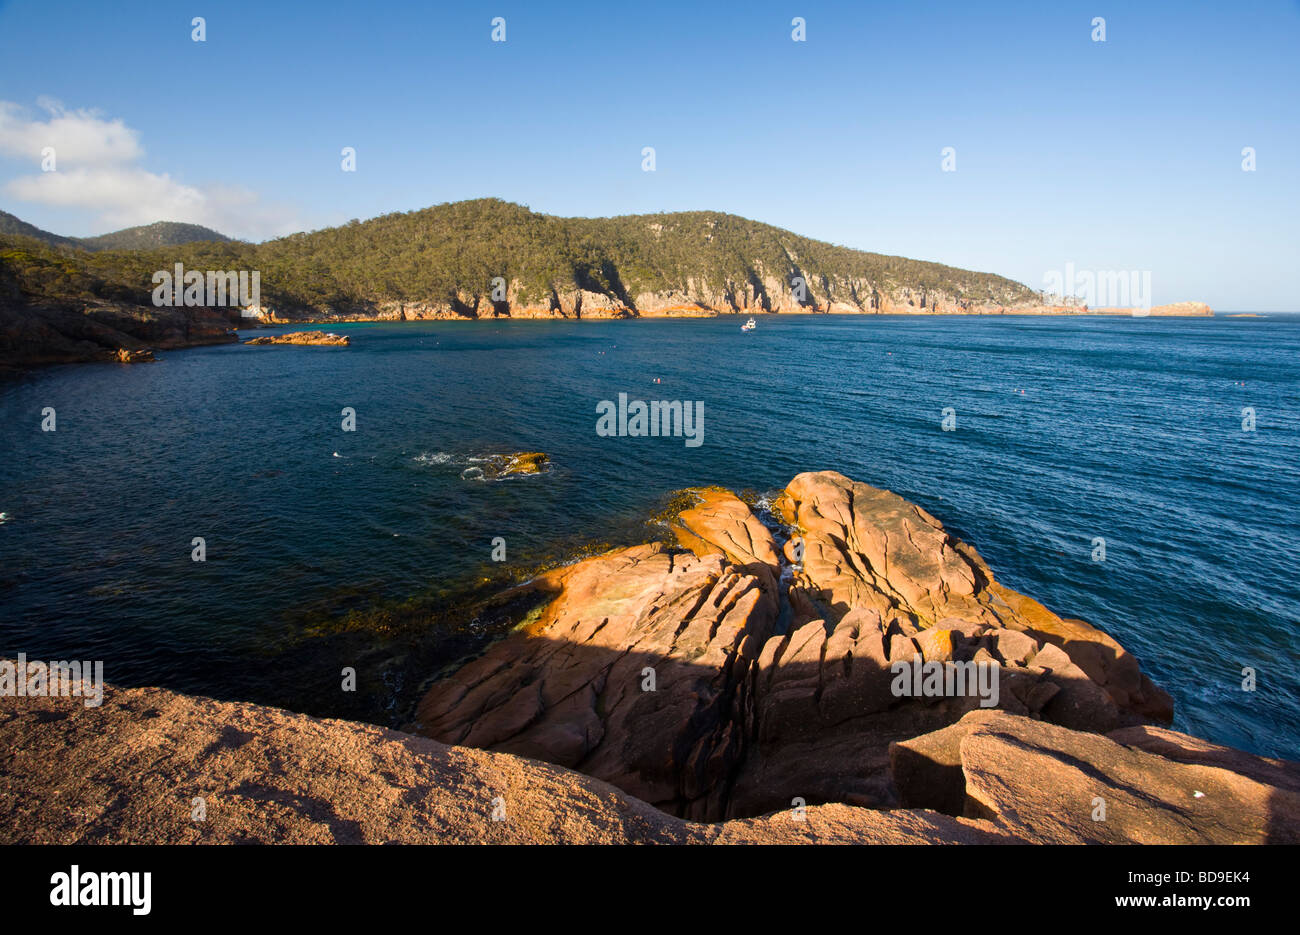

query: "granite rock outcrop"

left=415, top=472, right=1181, bottom=821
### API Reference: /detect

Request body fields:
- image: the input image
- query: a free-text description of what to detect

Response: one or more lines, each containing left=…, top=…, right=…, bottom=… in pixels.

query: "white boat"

left=741, top=317, right=756, bottom=331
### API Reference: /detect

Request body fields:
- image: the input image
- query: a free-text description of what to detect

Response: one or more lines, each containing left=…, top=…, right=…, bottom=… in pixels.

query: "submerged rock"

left=460, top=452, right=550, bottom=480
left=113, top=347, right=156, bottom=363
left=490, top=451, right=548, bottom=477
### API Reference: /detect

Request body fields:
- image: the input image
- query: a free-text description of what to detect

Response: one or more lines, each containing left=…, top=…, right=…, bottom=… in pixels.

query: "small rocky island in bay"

left=243, top=331, right=350, bottom=346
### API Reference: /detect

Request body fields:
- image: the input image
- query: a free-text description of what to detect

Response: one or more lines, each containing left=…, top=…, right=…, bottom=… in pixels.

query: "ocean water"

left=1, top=314, right=1297, bottom=759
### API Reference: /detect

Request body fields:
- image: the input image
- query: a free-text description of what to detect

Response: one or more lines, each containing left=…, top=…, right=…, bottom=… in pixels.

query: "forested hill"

left=0, top=209, right=81, bottom=250
left=243, top=198, right=1038, bottom=311
left=0, top=199, right=1039, bottom=319
left=0, top=210, right=228, bottom=252
left=76, top=221, right=231, bottom=251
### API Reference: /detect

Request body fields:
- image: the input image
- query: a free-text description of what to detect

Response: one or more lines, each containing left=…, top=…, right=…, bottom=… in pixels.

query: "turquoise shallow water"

left=1, top=314, right=1297, bottom=757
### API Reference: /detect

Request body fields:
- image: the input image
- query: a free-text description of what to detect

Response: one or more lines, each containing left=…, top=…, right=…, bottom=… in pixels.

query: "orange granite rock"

left=244, top=331, right=349, bottom=346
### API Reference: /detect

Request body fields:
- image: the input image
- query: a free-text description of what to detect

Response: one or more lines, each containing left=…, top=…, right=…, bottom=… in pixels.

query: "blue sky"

left=0, top=0, right=1296, bottom=309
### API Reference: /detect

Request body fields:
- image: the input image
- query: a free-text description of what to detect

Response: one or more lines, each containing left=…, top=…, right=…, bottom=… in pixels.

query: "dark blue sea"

left=1, top=314, right=1297, bottom=758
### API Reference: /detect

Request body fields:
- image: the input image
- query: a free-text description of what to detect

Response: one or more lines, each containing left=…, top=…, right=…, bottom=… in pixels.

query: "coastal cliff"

left=0, top=301, right=237, bottom=369
left=3, top=471, right=1294, bottom=844
left=256, top=296, right=1213, bottom=323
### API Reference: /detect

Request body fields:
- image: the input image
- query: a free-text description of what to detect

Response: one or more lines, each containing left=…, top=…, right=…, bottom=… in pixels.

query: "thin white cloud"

left=0, top=99, right=301, bottom=240
left=7, top=167, right=204, bottom=218
left=0, top=99, right=142, bottom=166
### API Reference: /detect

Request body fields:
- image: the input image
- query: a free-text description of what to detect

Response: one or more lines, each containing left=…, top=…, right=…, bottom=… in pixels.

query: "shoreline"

left=0, top=302, right=1223, bottom=371
left=249, top=300, right=1215, bottom=326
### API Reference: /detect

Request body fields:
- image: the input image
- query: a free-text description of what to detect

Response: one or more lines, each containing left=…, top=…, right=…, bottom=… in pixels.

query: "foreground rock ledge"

left=0, top=685, right=1009, bottom=845
left=893, top=710, right=1299, bottom=843
left=2, top=683, right=1294, bottom=844
left=416, top=471, right=1178, bottom=820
